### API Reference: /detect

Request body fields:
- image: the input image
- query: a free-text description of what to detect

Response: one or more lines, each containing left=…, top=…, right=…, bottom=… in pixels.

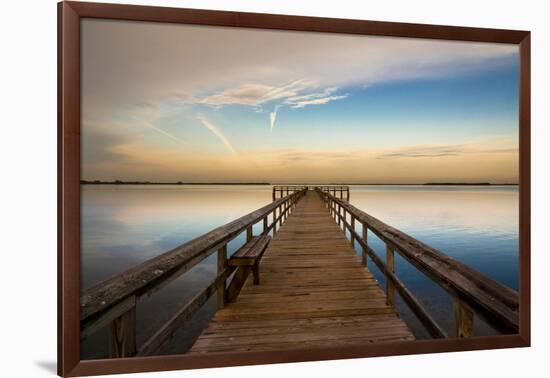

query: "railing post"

left=217, top=244, right=227, bottom=308
left=263, top=215, right=268, bottom=232
left=362, top=223, right=368, bottom=266
left=279, top=204, right=283, bottom=226
left=453, top=298, right=474, bottom=337
left=273, top=208, right=277, bottom=234
left=338, top=204, right=342, bottom=226
left=386, top=245, right=395, bottom=307
left=246, top=225, right=253, bottom=242
left=350, top=215, right=355, bottom=247
left=109, top=307, right=136, bottom=358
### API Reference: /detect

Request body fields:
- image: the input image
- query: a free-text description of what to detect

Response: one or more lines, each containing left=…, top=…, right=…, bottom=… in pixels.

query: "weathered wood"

left=454, top=298, right=474, bottom=337
left=317, top=188, right=518, bottom=334
left=263, top=216, right=268, bottom=232
left=109, top=307, right=136, bottom=358
left=137, top=270, right=232, bottom=356
left=226, top=266, right=252, bottom=303
left=190, top=191, right=413, bottom=354
left=317, top=186, right=350, bottom=202
left=217, top=245, right=227, bottom=309
left=80, top=295, right=136, bottom=340
left=350, top=215, right=356, bottom=247
left=362, top=223, right=368, bottom=267
left=229, top=235, right=271, bottom=288
left=229, top=236, right=271, bottom=266
left=246, top=225, right=253, bottom=242
left=386, top=245, right=395, bottom=307
left=338, top=220, right=447, bottom=338
left=272, top=209, right=277, bottom=234
left=272, top=186, right=307, bottom=200
left=81, top=189, right=306, bottom=337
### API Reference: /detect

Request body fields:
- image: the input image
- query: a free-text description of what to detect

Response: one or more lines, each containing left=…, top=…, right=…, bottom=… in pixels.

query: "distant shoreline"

left=81, top=180, right=518, bottom=186
left=80, top=180, right=271, bottom=185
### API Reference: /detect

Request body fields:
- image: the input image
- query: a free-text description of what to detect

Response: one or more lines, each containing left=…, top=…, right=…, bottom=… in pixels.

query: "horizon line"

left=80, top=179, right=519, bottom=186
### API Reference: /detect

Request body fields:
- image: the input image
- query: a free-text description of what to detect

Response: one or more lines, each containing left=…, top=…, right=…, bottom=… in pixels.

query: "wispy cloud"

left=195, top=113, right=236, bottom=154
left=377, top=144, right=518, bottom=159
left=193, top=79, right=315, bottom=108
left=284, top=87, right=348, bottom=109
left=180, top=79, right=348, bottom=131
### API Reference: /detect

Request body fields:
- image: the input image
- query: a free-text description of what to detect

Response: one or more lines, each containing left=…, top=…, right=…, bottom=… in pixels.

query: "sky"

left=81, top=19, right=519, bottom=184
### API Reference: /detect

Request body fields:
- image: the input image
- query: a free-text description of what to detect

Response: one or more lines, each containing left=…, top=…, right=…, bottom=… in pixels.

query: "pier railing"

left=317, top=185, right=350, bottom=201
left=80, top=187, right=308, bottom=358
left=315, top=187, right=519, bottom=338
left=272, top=185, right=308, bottom=200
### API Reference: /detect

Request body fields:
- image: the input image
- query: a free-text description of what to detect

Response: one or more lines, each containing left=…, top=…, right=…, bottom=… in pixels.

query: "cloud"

left=81, top=18, right=517, bottom=122
left=287, top=94, right=349, bottom=109
left=182, top=80, right=348, bottom=130
left=377, top=144, right=518, bottom=159
left=195, top=113, right=236, bottom=153
left=186, top=79, right=347, bottom=111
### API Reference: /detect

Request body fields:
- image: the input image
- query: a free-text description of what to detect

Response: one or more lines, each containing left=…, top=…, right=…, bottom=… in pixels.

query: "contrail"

left=141, top=120, right=189, bottom=145
left=196, top=113, right=236, bottom=154
left=270, top=105, right=281, bottom=133
left=133, top=116, right=189, bottom=146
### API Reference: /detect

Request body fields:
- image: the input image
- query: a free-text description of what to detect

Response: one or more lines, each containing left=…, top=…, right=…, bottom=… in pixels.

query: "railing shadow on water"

left=80, top=187, right=309, bottom=358
left=315, top=186, right=519, bottom=339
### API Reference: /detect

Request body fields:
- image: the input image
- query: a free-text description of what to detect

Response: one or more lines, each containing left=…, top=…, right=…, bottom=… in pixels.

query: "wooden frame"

left=58, top=1, right=530, bottom=376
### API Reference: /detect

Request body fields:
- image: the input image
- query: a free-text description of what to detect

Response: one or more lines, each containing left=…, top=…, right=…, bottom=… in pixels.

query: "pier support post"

left=217, top=244, right=227, bottom=308
left=386, top=245, right=395, bottom=307
left=453, top=299, right=474, bottom=337
left=362, top=224, right=368, bottom=266
left=350, top=215, right=355, bottom=247
left=109, top=307, right=136, bottom=358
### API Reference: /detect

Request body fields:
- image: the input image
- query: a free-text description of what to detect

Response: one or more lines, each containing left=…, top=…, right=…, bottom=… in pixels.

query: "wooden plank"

left=189, top=190, right=413, bottom=354
left=229, top=235, right=271, bottom=265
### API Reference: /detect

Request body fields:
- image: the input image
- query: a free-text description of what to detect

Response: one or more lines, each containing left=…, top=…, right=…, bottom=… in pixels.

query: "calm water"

left=80, top=184, right=518, bottom=359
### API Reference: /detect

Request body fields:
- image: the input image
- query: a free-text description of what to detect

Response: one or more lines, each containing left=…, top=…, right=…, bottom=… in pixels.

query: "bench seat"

left=228, top=235, right=271, bottom=284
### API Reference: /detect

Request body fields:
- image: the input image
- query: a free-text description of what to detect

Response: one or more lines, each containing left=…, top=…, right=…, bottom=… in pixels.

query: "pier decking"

left=189, top=191, right=413, bottom=354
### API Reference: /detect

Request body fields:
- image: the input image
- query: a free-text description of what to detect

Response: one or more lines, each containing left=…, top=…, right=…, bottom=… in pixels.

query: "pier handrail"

left=317, top=185, right=350, bottom=200
left=80, top=187, right=308, bottom=357
left=272, top=185, right=308, bottom=200
left=315, top=187, right=518, bottom=337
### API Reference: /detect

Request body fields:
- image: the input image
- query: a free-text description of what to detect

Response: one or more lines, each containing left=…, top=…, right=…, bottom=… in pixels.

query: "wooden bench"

left=228, top=235, right=271, bottom=285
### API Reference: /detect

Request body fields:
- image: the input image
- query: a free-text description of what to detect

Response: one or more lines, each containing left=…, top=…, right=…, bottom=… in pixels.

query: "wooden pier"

left=80, top=186, right=519, bottom=358
left=189, top=190, right=413, bottom=354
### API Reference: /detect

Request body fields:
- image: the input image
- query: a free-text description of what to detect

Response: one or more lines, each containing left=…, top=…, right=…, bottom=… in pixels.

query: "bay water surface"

left=81, top=184, right=518, bottom=359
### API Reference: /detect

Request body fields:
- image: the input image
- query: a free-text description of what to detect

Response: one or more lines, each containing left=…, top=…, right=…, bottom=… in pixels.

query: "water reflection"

left=80, top=185, right=518, bottom=359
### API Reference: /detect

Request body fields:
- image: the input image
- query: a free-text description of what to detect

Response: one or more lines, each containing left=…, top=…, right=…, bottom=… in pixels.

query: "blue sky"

left=81, top=20, right=519, bottom=183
